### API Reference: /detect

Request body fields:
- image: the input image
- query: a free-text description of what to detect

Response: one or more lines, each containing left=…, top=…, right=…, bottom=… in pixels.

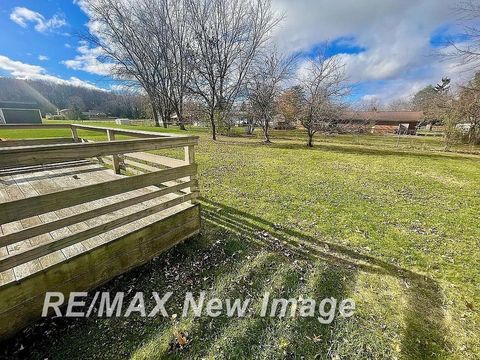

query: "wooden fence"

left=0, top=123, right=199, bottom=276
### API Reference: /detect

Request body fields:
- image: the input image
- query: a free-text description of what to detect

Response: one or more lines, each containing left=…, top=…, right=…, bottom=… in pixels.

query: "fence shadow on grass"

left=214, top=136, right=473, bottom=161
left=267, top=142, right=470, bottom=161
left=200, top=197, right=452, bottom=359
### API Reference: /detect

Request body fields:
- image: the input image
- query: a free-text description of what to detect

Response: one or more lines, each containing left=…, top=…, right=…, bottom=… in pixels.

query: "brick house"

left=341, top=111, right=423, bottom=135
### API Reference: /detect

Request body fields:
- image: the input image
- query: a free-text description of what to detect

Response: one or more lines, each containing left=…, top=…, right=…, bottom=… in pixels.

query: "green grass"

left=1, top=122, right=479, bottom=359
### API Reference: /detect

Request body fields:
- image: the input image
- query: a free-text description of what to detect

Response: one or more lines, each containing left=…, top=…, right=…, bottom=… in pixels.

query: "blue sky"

left=0, top=0, right=475, bottom=103
left=0, top=0, right=110, bottom=88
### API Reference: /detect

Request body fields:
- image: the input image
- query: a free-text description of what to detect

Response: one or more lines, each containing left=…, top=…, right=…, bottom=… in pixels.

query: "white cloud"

left=0, top=55, right=103, bottom=90
left=72, top=0, right=478, bottom=102
left=62, top=43, right=113, bottom=76
left=38, top=55, right=49, bottom=61
left=10, top=7, right=67, bottom=33
left=272, top=0, right=477, bottom=101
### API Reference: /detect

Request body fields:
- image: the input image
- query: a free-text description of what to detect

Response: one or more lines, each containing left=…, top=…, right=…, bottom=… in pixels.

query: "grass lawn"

left=1, top=122, right=479, bottom=359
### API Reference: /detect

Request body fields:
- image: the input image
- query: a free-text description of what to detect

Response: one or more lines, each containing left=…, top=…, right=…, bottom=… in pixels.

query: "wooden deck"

left=0, top=160, right=194, bottom=286
left=0, top=124, right=201, bottom=339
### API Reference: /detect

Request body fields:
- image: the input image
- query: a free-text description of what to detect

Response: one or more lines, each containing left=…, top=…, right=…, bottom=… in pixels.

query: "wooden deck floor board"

left=8, top=170, right=68, bottom=269
left=0, top=222, right=15, bottom=285
left=0, top=161, right=194, bottom=286
left=0, top=176, right=44, bottom=280
left=81, top=169, right=175, bottom=243
left=54, top=166, right=148, bottom=249
left=37, top=165, right=109, bottom=258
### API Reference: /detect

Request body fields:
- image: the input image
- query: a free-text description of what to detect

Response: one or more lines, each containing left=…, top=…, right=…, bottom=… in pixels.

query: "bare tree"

left=247, top=51, right=296, bottom=143
left=356, top=97, right=383, bottom=112
left=447, top=1, right=480, bottom=68
left=81, top=0, right=192, bottom=129
left=81, top=0, right=164, bottom=126
left=147, top=0, right=193, bottom=130
left=186, top=0, right=281, bottom=140
left=277, top=86, right=305, bottom=130
left=299, top=53, right=349, bottom=147
left=387, top=98, right=413, bottom=111
left=455, top=72, right=480, bottom=144
left=412, top=80, right=451, bottom=130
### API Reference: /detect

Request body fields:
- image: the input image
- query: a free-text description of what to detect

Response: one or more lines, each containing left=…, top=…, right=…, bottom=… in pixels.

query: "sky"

left=0, top=0, right=477, bottom=103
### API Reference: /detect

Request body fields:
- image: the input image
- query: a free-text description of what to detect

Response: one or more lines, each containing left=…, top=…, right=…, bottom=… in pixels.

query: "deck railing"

left=0, top=124, right=199, bottom=273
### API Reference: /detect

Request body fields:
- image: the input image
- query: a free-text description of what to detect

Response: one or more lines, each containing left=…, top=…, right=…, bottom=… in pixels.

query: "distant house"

left=340, top=111, right=423, bottom=135
left=115, top=118, right=132, bottom=125
left=82, top=110, right=108, bottom=120
left=456, top=123, right=474, bottom=134
left=58, top=109, right=74, bottom=119
left=0, top=101, right=42, bottom=124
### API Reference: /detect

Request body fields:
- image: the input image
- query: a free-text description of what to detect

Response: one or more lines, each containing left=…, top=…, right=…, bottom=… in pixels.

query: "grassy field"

left=1, top=122, right=479, bottom=359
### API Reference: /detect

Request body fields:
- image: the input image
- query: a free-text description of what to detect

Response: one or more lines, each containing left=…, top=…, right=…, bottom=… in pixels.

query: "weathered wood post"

left=70, top=125, right=79, bottom=143
left=184, top=145, right=198, bottom=203
left=107, top=129, right=121, bottom=174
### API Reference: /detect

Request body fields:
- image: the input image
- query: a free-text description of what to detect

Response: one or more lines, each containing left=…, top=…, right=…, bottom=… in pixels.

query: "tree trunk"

left=246, top=122, right=254, bottom=135
left=468, top=122, right=478, bottom=144
left=263, top=118, right=271, bottom=143
left=178, top=114, right=187, bottom=130
left=152, top=106, right=160, bottom=127
left=307, top=131, right=314, bottom=147
left=161, top=109, right=169, bottom=128
left=210, top=111, right=217, bottom=140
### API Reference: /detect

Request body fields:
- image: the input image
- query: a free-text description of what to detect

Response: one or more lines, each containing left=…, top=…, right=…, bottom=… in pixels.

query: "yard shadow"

left=0, top=166, right=105, bottom=185
left=132, top=223, right=358, bottom=359
left=268, top=142, right=473, bottom=161
left=200, top=197, right=452, bottom=359
left=216, top=136, right=478, bottom=160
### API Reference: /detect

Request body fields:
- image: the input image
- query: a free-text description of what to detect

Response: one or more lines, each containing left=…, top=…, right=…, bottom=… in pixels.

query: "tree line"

left=84, top=0, right=282, bottom=137
left=0, top=77, right=147, bottom=119
left=83, top=0, right=351, bottom=146
left=411, top=74, right=480, bottom=147
left=411, top=0, right=480, bottom=147
left=4, top=0, right=479, bottom=147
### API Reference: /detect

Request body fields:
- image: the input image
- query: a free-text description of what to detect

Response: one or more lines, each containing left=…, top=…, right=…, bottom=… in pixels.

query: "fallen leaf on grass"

left=177, top=332, right=188, bottom=346
left=307, top=334, right=322, bottom=343
left=466, top=301, right=474, bottom=311
left=168, top=331, right=190, bottom=352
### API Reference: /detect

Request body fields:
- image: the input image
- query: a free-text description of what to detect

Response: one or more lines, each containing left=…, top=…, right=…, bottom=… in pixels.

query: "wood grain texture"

left=0, top=125, right=201, bottom=338
left=107, top=129, right=121, bottom=174
left=0, top=137, right=198, bottom=168
left=0, top=193, right=194, bottom=271
left=0, top=164, right=196, bottom=224
left=0, top=138, right=75, bottom=147
left=125, top=152, right=186, bottom=168
left=0, top=180, right=195, bottom=247
left=0, top=205, right=200, bottom=340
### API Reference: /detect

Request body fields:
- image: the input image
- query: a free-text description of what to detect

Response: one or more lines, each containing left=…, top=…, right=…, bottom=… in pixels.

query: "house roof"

left=342, top=111, right=423, bottom=123
left=0, top=101, right=39, bottom=110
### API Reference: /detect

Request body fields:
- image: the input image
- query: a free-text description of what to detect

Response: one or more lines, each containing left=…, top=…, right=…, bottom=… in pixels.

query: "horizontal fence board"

left=0, top=205, right=200, bottom=340
left=125, top=152, right=186, bottom=168
left=72, top=125, right=176, bottom=138
left=0, top=194, right=194, bottom=272
left=0, top=137, right=198, bottom=168
left=0, top=124, right=71, bottom=130
left=0, top=180, right=196, bottom=247
left=123, top=161, right=193, bottom=195
left=0, top=160, right=91, bottom=176
left=0, top=164, right=196, bottom=224
left=124, top=159, right=162, bottom=173
left=0, top=138, right=75, bottom=147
